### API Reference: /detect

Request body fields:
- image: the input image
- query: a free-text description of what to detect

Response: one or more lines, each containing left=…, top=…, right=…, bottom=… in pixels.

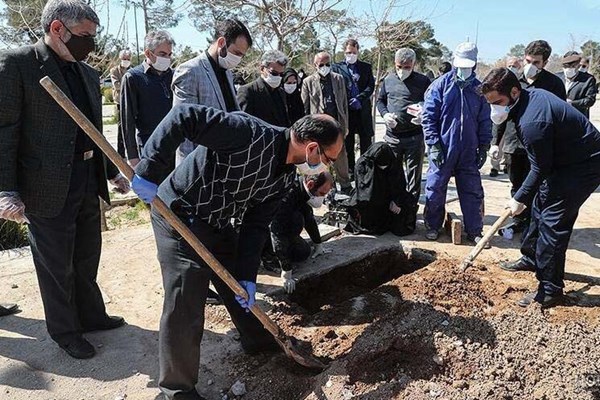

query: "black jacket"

left=556, top=71, right=597, bottom=118
left=237, top=77, right=290, bottom=127
left=332, top=60, right=375, bottom=136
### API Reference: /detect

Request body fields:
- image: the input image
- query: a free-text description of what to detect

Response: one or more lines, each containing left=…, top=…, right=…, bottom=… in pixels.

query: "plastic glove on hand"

left=507, top=198, right=526, bottom=216
left=477, top=144, right=490, bottom=169
left=132, top=174, right=158, bottom=204
left=235, top=280, right=256, bottom=312
left=383, top=113, right=398, bottom=129
left=488, top=145, right=500, bottom=160
left=281, top=270, right=296, bottom=294
left=428, top=142, right=445, bottom=169
left=349, top=97, right=362, bottom=110
left=110, top=174, right=131, bottom=194
left=389, top=201, right=402, bottom=214
left=0, top=192, right=29, bottom=224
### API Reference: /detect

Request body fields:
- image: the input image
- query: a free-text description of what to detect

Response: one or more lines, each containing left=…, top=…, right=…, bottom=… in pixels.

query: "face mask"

left=307, top=195, right=326, bottom=208
left=564, top=67, right=578, bottom=79
left=397, top=69, right=412, bottom=81
left=151, top=55, right=171, bottom=72
left=296, top=145, right=328, bottom=176
left=507, top=66, right=521, bottom=77
left=263, top=73, right=282, bottom=88
left=490, top=96, right=518, bottom=125
left=580, top=67, right=588, bottom=73
left=345, top=54, right=358, bottom=64
left=523, top=63, right=539, bottom=81
left=456, top=67, right=473, bottom=81
left=218, top=48, right=242, bottom=69
left=121, top=60, right=131, bottom=68
left=61, top=23, right=95, bottom=61
left=318, top=66, right=331, bottom=77
left=284, top=83, right=297, bottom=94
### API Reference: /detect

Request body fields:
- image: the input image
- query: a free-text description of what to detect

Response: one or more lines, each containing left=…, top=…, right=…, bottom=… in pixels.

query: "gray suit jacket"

left=301, top=72, right=349, bottom=136
left=171, top=51, right=239, bottom=164
left=0, top=40, right=117, bottom=218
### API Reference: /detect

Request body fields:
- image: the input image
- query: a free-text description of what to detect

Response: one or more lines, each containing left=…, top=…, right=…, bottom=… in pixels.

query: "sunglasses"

left=317, top=63, right=331, bottom=68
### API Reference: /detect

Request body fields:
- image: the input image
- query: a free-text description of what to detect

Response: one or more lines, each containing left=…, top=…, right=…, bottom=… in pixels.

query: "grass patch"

left=103, top=114, right=119, bottom=125
left=106, top=200, right=150, bottom=229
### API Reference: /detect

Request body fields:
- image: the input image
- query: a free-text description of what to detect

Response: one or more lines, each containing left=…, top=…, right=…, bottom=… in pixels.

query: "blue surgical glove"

left=132, top=174, right=158, bottom=204
left=349, top=97, right=362, bottom=110
left=235, top=280, right=256, bottom=312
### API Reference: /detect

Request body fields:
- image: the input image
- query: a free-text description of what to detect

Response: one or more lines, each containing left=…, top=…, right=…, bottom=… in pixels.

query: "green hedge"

left=102, top=86, right=114, bottom=104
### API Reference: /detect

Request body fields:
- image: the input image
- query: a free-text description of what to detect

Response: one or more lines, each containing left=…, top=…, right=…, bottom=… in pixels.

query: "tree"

left=131, top=0, right=183, bottom=34
left=0, top=0, right=45, bottom=46
left=581, top=40, right=600, bottom=77
left=320, top=9, right=358, bottom=62
left=507, top=44, right=525, bottom=57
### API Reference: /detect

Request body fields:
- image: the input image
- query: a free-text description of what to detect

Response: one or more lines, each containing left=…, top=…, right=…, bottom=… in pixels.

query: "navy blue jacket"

left=512, top=89, right=600, bottom=204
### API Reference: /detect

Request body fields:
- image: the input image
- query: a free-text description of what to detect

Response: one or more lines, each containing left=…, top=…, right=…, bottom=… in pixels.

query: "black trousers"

left=346, top=111, right=373, bottom=173
left=27, top=157, right=108, bottom=343
left=151, top=210, right=276, bottom=398
left=520, top=159, right=600, bottom=294
left=271, top=211, right=312, bottom=267
left=116, top=104, right=126, bottom=158
left=385, top=132, right=425, bottom=203
left=505, top=150, right=531, bottom=224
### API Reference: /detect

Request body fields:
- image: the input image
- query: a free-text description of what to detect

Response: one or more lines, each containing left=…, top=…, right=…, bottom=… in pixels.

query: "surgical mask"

left=564, top=67, right=578, bottom=79
left=523, top=63, right=539, bottom=82
left=318, top=66, right=331, bottom=77
left=61, top=22, right=95, bottom=61
left=283, top=83, right=297, bottom=94
left=295, top=146, right=328, bottom=176
left=218, top=49, right=242, bottom=69
left=490, top=96, right=518, bottom=125
left=507, top=66, right=521, bottom=77
left=397, top=69, right=412, bottom=81
left=345, top=54, right=358, bottom=64
left=307, top=195, right=326, bottom=208
left=151, top=55, right=171, bottom=72
left=121, top=60, right=131, bottom=68
left=456, top=67, right=473, bottom=81
left=580, top=66, right=588, bottom=73
left=263, top=73, right=282, bottom=88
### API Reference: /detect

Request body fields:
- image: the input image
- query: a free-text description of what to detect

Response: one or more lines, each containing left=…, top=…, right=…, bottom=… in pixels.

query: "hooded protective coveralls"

left=422, top=70, right=492, bottom=235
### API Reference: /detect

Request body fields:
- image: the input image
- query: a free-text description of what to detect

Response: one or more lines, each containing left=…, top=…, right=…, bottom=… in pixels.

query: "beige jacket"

left=301, top=71, right=349, bottom=136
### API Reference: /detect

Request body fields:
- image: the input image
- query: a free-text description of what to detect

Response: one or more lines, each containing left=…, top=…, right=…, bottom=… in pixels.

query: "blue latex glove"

left=349, top=97, right=362, bottom=110
left=132, top=174, right=158, bottom=204
left=235, top=280, right=256, bottom=312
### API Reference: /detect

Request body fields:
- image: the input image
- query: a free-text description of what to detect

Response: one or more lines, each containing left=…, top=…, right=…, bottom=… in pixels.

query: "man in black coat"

left=237, top=49, right=290, bottom=127
left=332, top=38, right=375, bottom=173
left=0, top=0, right=129, bottom=359
left=482, top=68, right=600, bottom=308
left=556, top=51, right=597, bottom=118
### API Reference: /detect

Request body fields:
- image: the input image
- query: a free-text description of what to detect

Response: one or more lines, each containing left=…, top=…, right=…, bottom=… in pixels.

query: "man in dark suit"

left=556, top=51, right=598, bottom=118
left=0, top=0, right=129, bottom=359
left=332, top=38, right=375, bottom=173
left=237, top=49, right=290, bottom=127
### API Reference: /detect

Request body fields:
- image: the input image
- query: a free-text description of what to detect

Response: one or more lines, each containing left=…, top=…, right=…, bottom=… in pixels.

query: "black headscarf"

left=281, top=67, right=305, bottom=125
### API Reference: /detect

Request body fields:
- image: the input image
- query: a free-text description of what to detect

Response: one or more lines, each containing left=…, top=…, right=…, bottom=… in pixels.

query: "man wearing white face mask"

left=269, top=172, right=334, bottom=293
left=556, top=51, right=597, bottom=118
left=120, top=30, right=175, bottom=169
left=110, top=49, right=131, bottom=158
left=521, top=40, right=566, bottom=99
left=237, top=49, right=290, bottom=127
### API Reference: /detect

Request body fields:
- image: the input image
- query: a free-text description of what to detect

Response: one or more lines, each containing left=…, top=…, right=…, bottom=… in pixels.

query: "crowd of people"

left=1, top=0, right=600, bottom=399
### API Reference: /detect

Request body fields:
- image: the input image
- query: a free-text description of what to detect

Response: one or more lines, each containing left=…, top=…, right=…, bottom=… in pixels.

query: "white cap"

left=453, top=42, right=478, bottom=68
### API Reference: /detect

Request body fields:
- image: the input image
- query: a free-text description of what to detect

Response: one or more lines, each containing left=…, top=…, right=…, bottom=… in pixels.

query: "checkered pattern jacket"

left=136, top=105, right=296, bottom=280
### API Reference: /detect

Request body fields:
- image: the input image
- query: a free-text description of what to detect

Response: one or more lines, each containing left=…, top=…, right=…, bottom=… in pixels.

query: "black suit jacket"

left=0, top=40, right=117, bottom=218
left=332, top=60, right=375, bottom=136
left=556, top=71, right=597, bottom=118
left=237, top=78, right=290, bottom=127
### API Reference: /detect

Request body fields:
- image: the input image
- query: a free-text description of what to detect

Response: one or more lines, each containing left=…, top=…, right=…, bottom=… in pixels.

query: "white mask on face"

left=318, top=65, right=331, bottom=77
left=152, top=55, right=171, bottom=72
left=121, top=60, right=131, bottom=68
left=564, top=67, right=578, bottom=79
left=296, top=145, right=328, bottom=176
left=284, top=83, right=297, bottom=94
left=456, top=67, right=473, bottom=81
left=490, top=96, right=518, bottom=125
left=397, top=69, right=412, bottom=81
left=307, top=195, right=326, bottom=208
left=507, top=66, right=521, bottom=77
left=263, top=72, right=282, bottom=88
left=218, top=49, right=242, bottom=69
left=345, top=53, right=358, bottom=64
left=523, top=62, right=539, bottom=82
left=580, top=66, right=588, bottom=73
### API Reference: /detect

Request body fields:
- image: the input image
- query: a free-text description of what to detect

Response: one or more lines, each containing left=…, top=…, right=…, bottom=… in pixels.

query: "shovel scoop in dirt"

left=39, top=76, right=327, bottom=372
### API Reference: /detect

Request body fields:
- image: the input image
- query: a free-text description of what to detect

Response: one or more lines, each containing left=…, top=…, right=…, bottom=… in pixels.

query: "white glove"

left=311, top=243, right=331, bottom=259
left=389, top=200, right=401, bottom=214
left=0, top=192, right=30, bottom=224
left=110, top=173, right=131, bottom=194
left=281, top=269, right=296, bottom=294
left=507, top=198, right=526, bottom=216
left=383, top=113, right=398, bottom=129
left=488, top=145, right=500, bottom=160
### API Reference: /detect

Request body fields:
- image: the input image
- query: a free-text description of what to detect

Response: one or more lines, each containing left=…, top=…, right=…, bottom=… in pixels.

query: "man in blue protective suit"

left=481, top=68, right=600, bottom=308
left=422, top=42, right=492, bottom=245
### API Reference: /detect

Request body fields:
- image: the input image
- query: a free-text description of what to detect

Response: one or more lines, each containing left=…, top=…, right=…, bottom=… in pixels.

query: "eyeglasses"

left=319, top=145, right=337, bottom=164
left=317, top=63, right=331, bottom=68
left=264, top=68, right=283, bottom=77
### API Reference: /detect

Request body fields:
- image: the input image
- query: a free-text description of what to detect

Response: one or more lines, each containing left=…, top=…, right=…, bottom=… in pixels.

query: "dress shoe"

left=0, top=303, right=19, bottom=317
left=499, top=259, right=535, bottom=272
left=490, top=168, right=499, bottom=177
left=82, top=315, right=126, bottom=333
left=58, top=335, right=96, bottom=359
left=518, top=290, right=563, bottom=308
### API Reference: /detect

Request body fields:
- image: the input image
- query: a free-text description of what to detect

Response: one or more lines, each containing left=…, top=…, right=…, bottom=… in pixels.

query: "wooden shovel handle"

left=462, top=207, right=512, bottom=268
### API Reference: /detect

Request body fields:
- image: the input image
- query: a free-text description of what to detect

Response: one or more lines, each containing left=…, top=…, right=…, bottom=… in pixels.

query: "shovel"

left=39, top=76, right=326, bottom=371
left=460, top=208, right=512, bottom=272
